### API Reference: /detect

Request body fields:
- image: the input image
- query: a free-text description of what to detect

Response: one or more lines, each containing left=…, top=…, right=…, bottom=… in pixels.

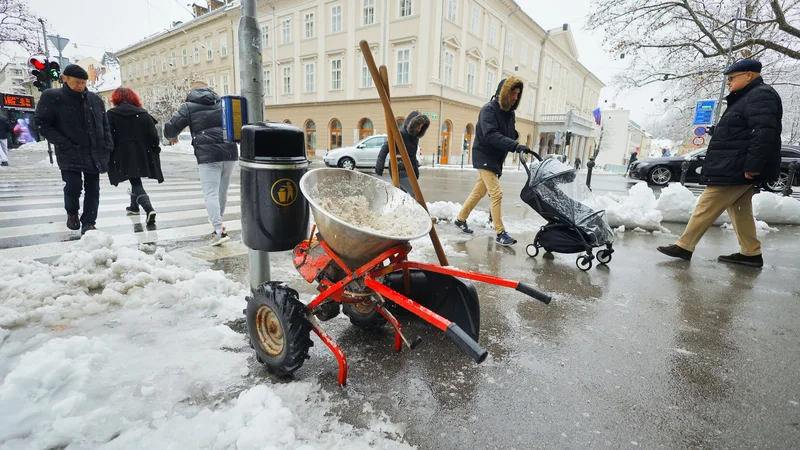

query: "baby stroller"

left=519, top=153, right=615, bottom=271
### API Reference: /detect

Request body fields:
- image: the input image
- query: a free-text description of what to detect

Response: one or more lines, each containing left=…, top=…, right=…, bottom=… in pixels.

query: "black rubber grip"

left=445, top=324, right=488, bottom=364
left=516, top=282, right=552, bottom=304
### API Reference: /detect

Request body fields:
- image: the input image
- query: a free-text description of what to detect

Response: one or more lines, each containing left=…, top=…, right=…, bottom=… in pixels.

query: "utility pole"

left=238, top=0, right=264, bottom=124
left=713, top=8, right=740, bottom=126
left=37, top=19, right=51, bottom=89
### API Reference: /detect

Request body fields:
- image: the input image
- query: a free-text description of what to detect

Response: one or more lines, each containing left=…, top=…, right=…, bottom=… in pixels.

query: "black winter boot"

left=126, top=194, right=140, bottom=215
left=137, top=194, right=157, bottom=225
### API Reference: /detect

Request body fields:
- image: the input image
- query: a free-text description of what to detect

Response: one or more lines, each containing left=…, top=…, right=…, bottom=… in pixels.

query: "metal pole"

left=713, top=9, right=740, bottom=127
left=783, top=161, right=797, bottom=197
left=38, top=18, right=54, bottom=164
left=239, top=0, right=264, bottom=125
left=56, top=35, right=64, bottom=88
left=680, top=160, right=689, bottom=185
left=239, top=0, right=268, bottom=290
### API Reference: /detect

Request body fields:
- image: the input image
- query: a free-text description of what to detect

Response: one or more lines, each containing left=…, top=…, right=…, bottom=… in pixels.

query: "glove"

left=516, top=144, right=533, bottom=155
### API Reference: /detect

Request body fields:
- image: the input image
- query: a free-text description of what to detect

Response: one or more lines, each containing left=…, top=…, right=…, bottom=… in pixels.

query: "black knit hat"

left=62, top=64, right=89, bottom=80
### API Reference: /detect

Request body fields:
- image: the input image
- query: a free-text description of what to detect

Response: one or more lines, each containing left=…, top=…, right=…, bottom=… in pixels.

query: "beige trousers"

left=676, top=185, right=761, bottom=256
left=457, top=169, right=505, bottom=234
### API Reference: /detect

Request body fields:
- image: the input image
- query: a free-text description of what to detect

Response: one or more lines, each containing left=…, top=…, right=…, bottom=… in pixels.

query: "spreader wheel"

left=343, top=300, right=387, bottom=331
left=576, top=255, right=593, bottom=271
left=526, top=244, right=540, bottom=258
left=597, top=249, right=612, bottom=265
left=246, top=282, right=313, bottom=377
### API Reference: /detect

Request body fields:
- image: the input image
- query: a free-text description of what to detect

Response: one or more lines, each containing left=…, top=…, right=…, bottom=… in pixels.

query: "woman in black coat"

left=107, top=87, right=164, bottom=225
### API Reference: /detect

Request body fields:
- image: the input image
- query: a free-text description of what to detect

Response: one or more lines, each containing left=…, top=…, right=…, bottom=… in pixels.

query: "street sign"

left=693, top=126, right=707, bottom=137
left=693, top=100, right=716, bottom=126
left=692, top=136, right=705, bottom=146
left=47, top=35, right=70, bottom=52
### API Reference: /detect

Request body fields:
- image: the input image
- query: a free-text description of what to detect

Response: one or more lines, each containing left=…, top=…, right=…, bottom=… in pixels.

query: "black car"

left=627, top=145, right=800, bottom=192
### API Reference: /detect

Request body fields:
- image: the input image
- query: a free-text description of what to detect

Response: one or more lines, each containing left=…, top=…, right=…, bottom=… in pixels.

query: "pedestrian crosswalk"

left=0, top=163, right=246, bottom=261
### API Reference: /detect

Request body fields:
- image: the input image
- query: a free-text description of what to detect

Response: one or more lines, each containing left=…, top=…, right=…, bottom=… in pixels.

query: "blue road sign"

left=693, top=100, right=716, bottom=126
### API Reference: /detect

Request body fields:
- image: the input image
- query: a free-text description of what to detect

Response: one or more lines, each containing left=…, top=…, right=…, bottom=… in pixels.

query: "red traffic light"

left=29, top=57, right=46, bottom=70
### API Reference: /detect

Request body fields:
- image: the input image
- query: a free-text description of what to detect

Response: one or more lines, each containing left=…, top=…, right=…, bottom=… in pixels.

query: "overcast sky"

left=21, top=0, right=669, bottom=126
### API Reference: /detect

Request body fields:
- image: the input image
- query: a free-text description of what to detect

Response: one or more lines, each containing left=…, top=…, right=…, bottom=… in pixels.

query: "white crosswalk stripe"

left=0, top=169, right=246, bottom=261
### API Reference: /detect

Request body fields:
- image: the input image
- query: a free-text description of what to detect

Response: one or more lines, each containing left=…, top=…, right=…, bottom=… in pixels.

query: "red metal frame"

left=297, top=240, right=529, bottom=386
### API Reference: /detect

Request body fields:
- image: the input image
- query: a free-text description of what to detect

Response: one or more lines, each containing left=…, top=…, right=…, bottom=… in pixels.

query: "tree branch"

left=771, top=0, right=800, bottom=38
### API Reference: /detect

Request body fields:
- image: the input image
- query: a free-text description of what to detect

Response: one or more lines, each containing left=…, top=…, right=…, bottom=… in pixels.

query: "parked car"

left=627, top=145, right=800, bottom=191
left=323, top=134, right=422, bottom=170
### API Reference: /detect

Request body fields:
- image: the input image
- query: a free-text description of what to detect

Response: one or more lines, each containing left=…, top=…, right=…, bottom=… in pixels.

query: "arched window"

left=464, top=123, right=474, bottom=162
left=358, top=118, right=374, bottom=140
left=305, top=120, right=316, bottom=151
left=283, top=119, right=292, bottom=124
left=329, top=119, right=343, bottom=149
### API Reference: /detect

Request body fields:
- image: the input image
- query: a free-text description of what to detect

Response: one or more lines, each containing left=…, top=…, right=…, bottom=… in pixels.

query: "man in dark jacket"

left=0, top=112, right=13, bottom=166
left=375, top=110, right=430, bottom=198
left=164, top=82, right=238, bottom=245
left=658, top=60, right=783, bottom=267
left=453, top=76, right=532, bottom=246
left=34, top=64, right=113, bottom=234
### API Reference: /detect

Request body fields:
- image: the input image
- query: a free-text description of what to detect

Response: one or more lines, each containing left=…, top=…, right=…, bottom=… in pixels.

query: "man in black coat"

left=0, top=112, right=13, bottom=166
left=453, top=76, right=533, bottom=246
left=164, top=82, right=238, bottom=245
left=375, top=110, right=430, bottom=198
left=34, top=64, right=113, bottom=234
left=658, top=60, right=783, bottom=267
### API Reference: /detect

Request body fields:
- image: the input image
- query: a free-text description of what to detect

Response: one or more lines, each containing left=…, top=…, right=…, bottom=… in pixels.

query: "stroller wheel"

left=597, top=249, right=612, bottom=265
left=526, top=244, right=539, bottom=258
left=576, top=255, right=592, bottom=271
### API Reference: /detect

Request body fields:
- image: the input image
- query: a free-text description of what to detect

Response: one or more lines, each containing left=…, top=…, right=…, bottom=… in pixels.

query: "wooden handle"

left=379, top=65, right=400, bottom=189
left=360, top=40, right=449, bottom=267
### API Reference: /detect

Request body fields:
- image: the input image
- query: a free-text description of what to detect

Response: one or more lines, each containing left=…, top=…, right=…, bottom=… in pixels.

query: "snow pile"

left=721, top=221, right=779, bottom=233
left=161, top=143, right=195, bottom=155
left=592, top=183, right=668, bottom=232
left=752, top=192, right=800, bottom=225
left=427, top=201, right=491, bottom=230
left=0, top=232, right=412, bottom=449
left=15, top=140, right=50, bottom=152
left=407, top=236, right=465, bottom=262
left=655, top=183, right=699, bottom=222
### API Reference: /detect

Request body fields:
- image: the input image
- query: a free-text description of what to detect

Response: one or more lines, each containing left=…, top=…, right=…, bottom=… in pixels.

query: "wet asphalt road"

left=6, top=152, right=800, bottom=448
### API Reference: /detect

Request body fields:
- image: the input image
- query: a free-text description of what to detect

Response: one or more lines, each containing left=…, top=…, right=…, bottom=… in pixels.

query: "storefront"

left=1, top=93, right=39, bottom=148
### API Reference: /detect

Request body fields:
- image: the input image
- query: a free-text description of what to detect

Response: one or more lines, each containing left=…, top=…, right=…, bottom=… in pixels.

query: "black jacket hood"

left=494, top=77, right=524, bottom=112
left=186, top=88, right=220, bottom=105
left=405, top=111, right=431, bottom=137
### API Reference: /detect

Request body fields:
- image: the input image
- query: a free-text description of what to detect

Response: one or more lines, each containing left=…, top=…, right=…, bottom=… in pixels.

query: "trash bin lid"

left=240, top=121, right=306, bottom=162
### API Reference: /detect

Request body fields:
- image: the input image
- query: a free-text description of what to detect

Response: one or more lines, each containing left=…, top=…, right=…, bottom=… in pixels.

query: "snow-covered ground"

left=0, top=233, right=412, bottom=449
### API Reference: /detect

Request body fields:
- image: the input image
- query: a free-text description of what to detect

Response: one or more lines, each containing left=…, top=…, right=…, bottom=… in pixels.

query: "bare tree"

left=0, top=0, right=45, bottom=53
left=141, top=74, right=198, bottom=138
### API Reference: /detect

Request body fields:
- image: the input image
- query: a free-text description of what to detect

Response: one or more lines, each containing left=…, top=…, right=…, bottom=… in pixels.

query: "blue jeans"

left=62, top=170, right=100, bottom=226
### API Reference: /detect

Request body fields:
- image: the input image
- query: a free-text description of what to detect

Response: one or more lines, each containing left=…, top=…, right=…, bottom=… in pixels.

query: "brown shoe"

left=657, top=244, right=693, bottom=260
left=718, top=253, right=763, bottom=268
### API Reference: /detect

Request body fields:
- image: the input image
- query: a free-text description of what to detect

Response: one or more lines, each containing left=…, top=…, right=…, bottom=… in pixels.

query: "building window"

left=331, top=5, right=342, bottom=33
left=506, top=33, right=514, bottom=57
left=521, top=43, right=527, bottom=65
left=305, top=62, right=315, bottom=92
left=361, top=56, right=374, bottom=88
left=221, top=74, right=229, bottom=95
left=182, top=47, right=187, bottom=66
left=545, top=56, right=552, bottom=78
left=446, top=0, right=457, bottom=22
left=443, top=51, right=454, bottom=87
left=264, top=68, right=271, bottom=96
left=305, top=120, right=316, bottom=151
left=281, top=19, right=291, bottom=44
left=490, top=20, right=498, bottom=47
left=283, top=66, right=292, bottom=94
left=220, top=35, right=228, bottom=56
left=331, top=59, right=342, bottom=90
left=151, top=57, right=157, bottom=73
left=208, top=75, right=216, bottom=89
left=305, top=12, right=315, bottom=38
left=330, top=119, right=343, bottom=149
left=161, top=56, right=167, bottom=72
left=128, top=65, right=132, bottom=80
left=359, top=118, right=374, bottom=140
left=171, top=51, right=177, bottom=69
left=144, top=60, right=149, bottom=75
left=467, top=61, right=476, bottom=94
left=135, top=63, right=140, bottom=78
left=207, top=40, right=213, bottom=60
left=532, top=48, right=539, bottom=71
left=396, top=48, right=410, bottom=85
left=363, top=0, right=375, bottom=25
left=400, top=0, right=412, bottom=17
left=262, top=24, right=270, bottom=48
left=486, top=70, right=494, bottom=99
left=528, top=89, right=534, bottom=114
left=471, top=6, right=481, bottom=35
left=193, top=43, right=200, bottom=64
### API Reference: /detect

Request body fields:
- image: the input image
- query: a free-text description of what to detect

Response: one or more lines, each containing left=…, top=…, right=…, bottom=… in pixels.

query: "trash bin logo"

left=271, top=178, right=299, bottom=206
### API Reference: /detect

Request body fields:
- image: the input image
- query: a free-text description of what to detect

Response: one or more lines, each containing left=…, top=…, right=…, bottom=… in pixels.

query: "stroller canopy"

left=522, top=158, right=614, bottom=247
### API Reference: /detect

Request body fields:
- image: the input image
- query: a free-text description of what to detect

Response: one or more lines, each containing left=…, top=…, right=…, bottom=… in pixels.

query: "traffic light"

left=565, top=131, right=573, bottom=146
left=29, top=56, right=51, bottom=92
left=48, top=61, right=61, bottom=81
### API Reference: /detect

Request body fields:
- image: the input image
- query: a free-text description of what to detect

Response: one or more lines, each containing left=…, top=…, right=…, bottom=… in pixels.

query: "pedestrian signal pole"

left=713, top=8, right=740, bottom=127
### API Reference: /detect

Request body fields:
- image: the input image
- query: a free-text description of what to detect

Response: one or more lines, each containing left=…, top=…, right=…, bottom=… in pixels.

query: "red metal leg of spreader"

left=308, top=315, right=348, bottom=386
left=374, top=304, right=403, bottom=352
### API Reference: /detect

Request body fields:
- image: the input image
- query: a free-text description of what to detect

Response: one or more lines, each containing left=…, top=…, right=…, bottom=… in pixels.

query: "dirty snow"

left=0, top=232, right=412, bottom=450
left=15, top=140, right=50, bottom=152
